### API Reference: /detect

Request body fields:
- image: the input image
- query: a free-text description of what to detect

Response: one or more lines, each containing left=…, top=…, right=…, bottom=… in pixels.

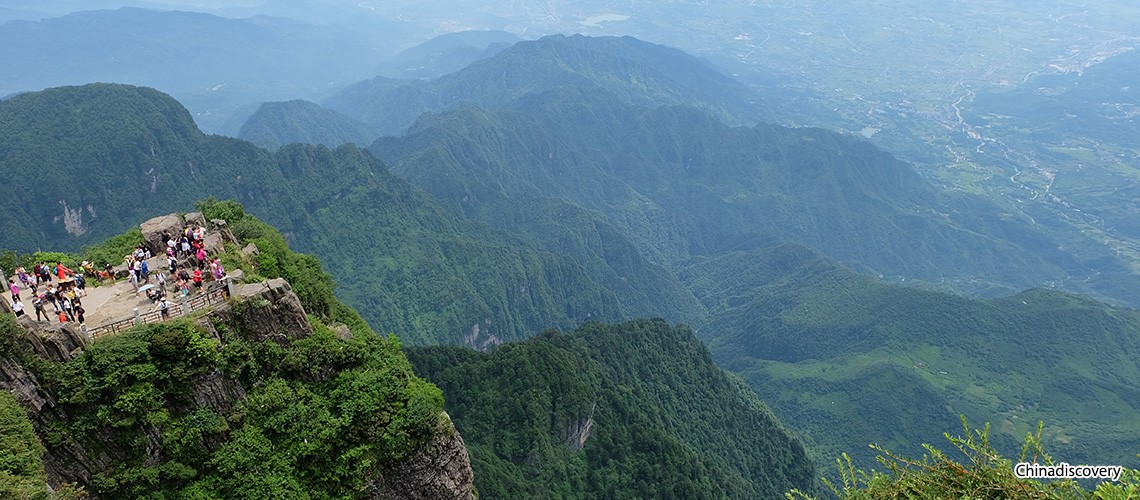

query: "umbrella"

left=138, top=284, right=156, bottom=292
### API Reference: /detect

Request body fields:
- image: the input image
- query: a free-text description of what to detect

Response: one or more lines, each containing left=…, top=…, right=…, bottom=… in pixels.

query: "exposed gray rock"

left=198, top=278, right=312, bottom=344
left=184, top=212, right=206, bottom=228
left=227, top=268, right=246, bottom=283
left=139, top=213, right=183, bottom=256
left=0, top=337, right=112, bottom=488
left=201, top=232, right=226, bottom=255
left=15, top=318, right=87, bottom=362
left=367, top=413, right=476, bottom=500
left=210, top=219, right=240, bottom=245
left=333, top=323, right=354, bottom=341
left=189, top=369, right=248, bottom=418
left=0, top=356, right=52, bottom=416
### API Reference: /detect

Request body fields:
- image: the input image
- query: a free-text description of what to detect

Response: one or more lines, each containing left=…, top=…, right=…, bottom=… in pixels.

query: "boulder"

left=241, top=243, right=259, bottom=256
left=201, top=278, right=311, bottom=345
left=332, top=324, right=354, bottom=341
left=184, top=212, right=206, bottom=228
left=227, top=269, right=246, bottom=283
left=209, top=219, right=238, bottom=244
left=139, top=213, right=184, bottom=256
left=202, top=232, right=226, bottom=255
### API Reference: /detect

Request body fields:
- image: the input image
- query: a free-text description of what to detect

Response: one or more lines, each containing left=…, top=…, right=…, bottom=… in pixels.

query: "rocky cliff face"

left=0, top=278, right=475, bottom=499
left=0, top=319, right=115, bottom=488
left=367, top=412, right=477, bottom=500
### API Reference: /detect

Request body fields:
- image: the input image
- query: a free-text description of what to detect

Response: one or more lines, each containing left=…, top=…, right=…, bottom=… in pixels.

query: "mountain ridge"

left=679, top=239, right=1140, bottom=470
left=322, top=33, right=767, bottom=136
left=0, top=7, right=383, bottom=132
left=371, top=88, right=1125, bottom=303
left=237, top=99, right=373, bottom=150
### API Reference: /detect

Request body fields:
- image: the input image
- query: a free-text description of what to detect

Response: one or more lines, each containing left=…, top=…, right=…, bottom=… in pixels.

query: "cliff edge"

left=1, top=210, right=475, bottom=498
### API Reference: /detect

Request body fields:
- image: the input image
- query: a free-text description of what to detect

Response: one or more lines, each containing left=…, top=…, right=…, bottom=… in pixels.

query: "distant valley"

left=2, top=5, right=1139, bottom=494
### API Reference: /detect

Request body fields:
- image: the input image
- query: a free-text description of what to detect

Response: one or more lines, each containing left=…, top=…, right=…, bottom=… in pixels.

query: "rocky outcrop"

left=14, top=317, right=87, bottom=362
left=188, top=369, right=248, bottom=418
left=2, top=276, right=477, bottom=498
left=139, top=212, right=238, bottom=256
left=184, top=212, right=206, bottom=229
left=197, top=278, right=313, bottom=344
left=209, top=219, right=239, bottom=245
left=367, top=413, right=476, bottom=500
left=201, top=231, right=227, bottom=255
left=1, top=319, right=86, bottom=426
left=0, top=321, right=111, bottom=487
left=563, top=402, right=597, bottom=452
left=140, top=213, right=184, bottom=255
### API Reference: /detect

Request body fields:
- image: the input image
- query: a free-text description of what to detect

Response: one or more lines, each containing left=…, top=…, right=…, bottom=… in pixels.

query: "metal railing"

left=87, top=284, right=230, bottom=339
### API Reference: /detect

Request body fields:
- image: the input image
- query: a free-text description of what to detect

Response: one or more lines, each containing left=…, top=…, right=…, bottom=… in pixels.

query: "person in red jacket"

left=192, top=268, right=203, bottom=293
left=55, top=262, right=73, bottom=281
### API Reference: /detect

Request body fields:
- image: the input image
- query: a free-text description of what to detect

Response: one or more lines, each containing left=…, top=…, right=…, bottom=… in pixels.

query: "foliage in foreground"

left=0, top=390, right=50, bottom=499
left=788, top=418, right=1140, bottom=500
left=45, top=318, right=443, bottom=498
left=0, top=385, right=84, bottom=499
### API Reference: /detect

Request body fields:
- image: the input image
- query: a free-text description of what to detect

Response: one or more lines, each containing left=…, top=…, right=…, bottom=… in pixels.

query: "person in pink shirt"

left=9, top=281, right=20, bottom=300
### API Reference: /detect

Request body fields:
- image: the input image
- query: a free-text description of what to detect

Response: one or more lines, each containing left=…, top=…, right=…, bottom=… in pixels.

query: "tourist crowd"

left=6, top=224, right=226, bottom=326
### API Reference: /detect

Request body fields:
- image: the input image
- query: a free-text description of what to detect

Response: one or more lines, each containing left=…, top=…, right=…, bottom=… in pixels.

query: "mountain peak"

left=323, top=33, right=765, bottom=135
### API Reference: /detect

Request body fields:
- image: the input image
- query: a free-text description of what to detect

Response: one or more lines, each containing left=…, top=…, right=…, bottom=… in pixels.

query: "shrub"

left=788, top=417, right=1140, bottom=499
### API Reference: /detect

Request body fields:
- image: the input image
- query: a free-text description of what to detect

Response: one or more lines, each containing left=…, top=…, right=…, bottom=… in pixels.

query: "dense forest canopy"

left=406, top=319, right=816, bottom=498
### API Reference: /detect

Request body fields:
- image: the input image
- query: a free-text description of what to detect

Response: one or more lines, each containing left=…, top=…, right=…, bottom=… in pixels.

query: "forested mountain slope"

left=406, top=319, right=816, bottom=498
left=0, top=83, right=699, bottom=345
left=237, top=100, right=373, bottom=151
left=679, top=240, right=1140, bottom=470
left=0, top=84, right=271, bottom=246
left=236, top=33, right=1138, bottom=304
left=371, top=87, right=1130, bottom=303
